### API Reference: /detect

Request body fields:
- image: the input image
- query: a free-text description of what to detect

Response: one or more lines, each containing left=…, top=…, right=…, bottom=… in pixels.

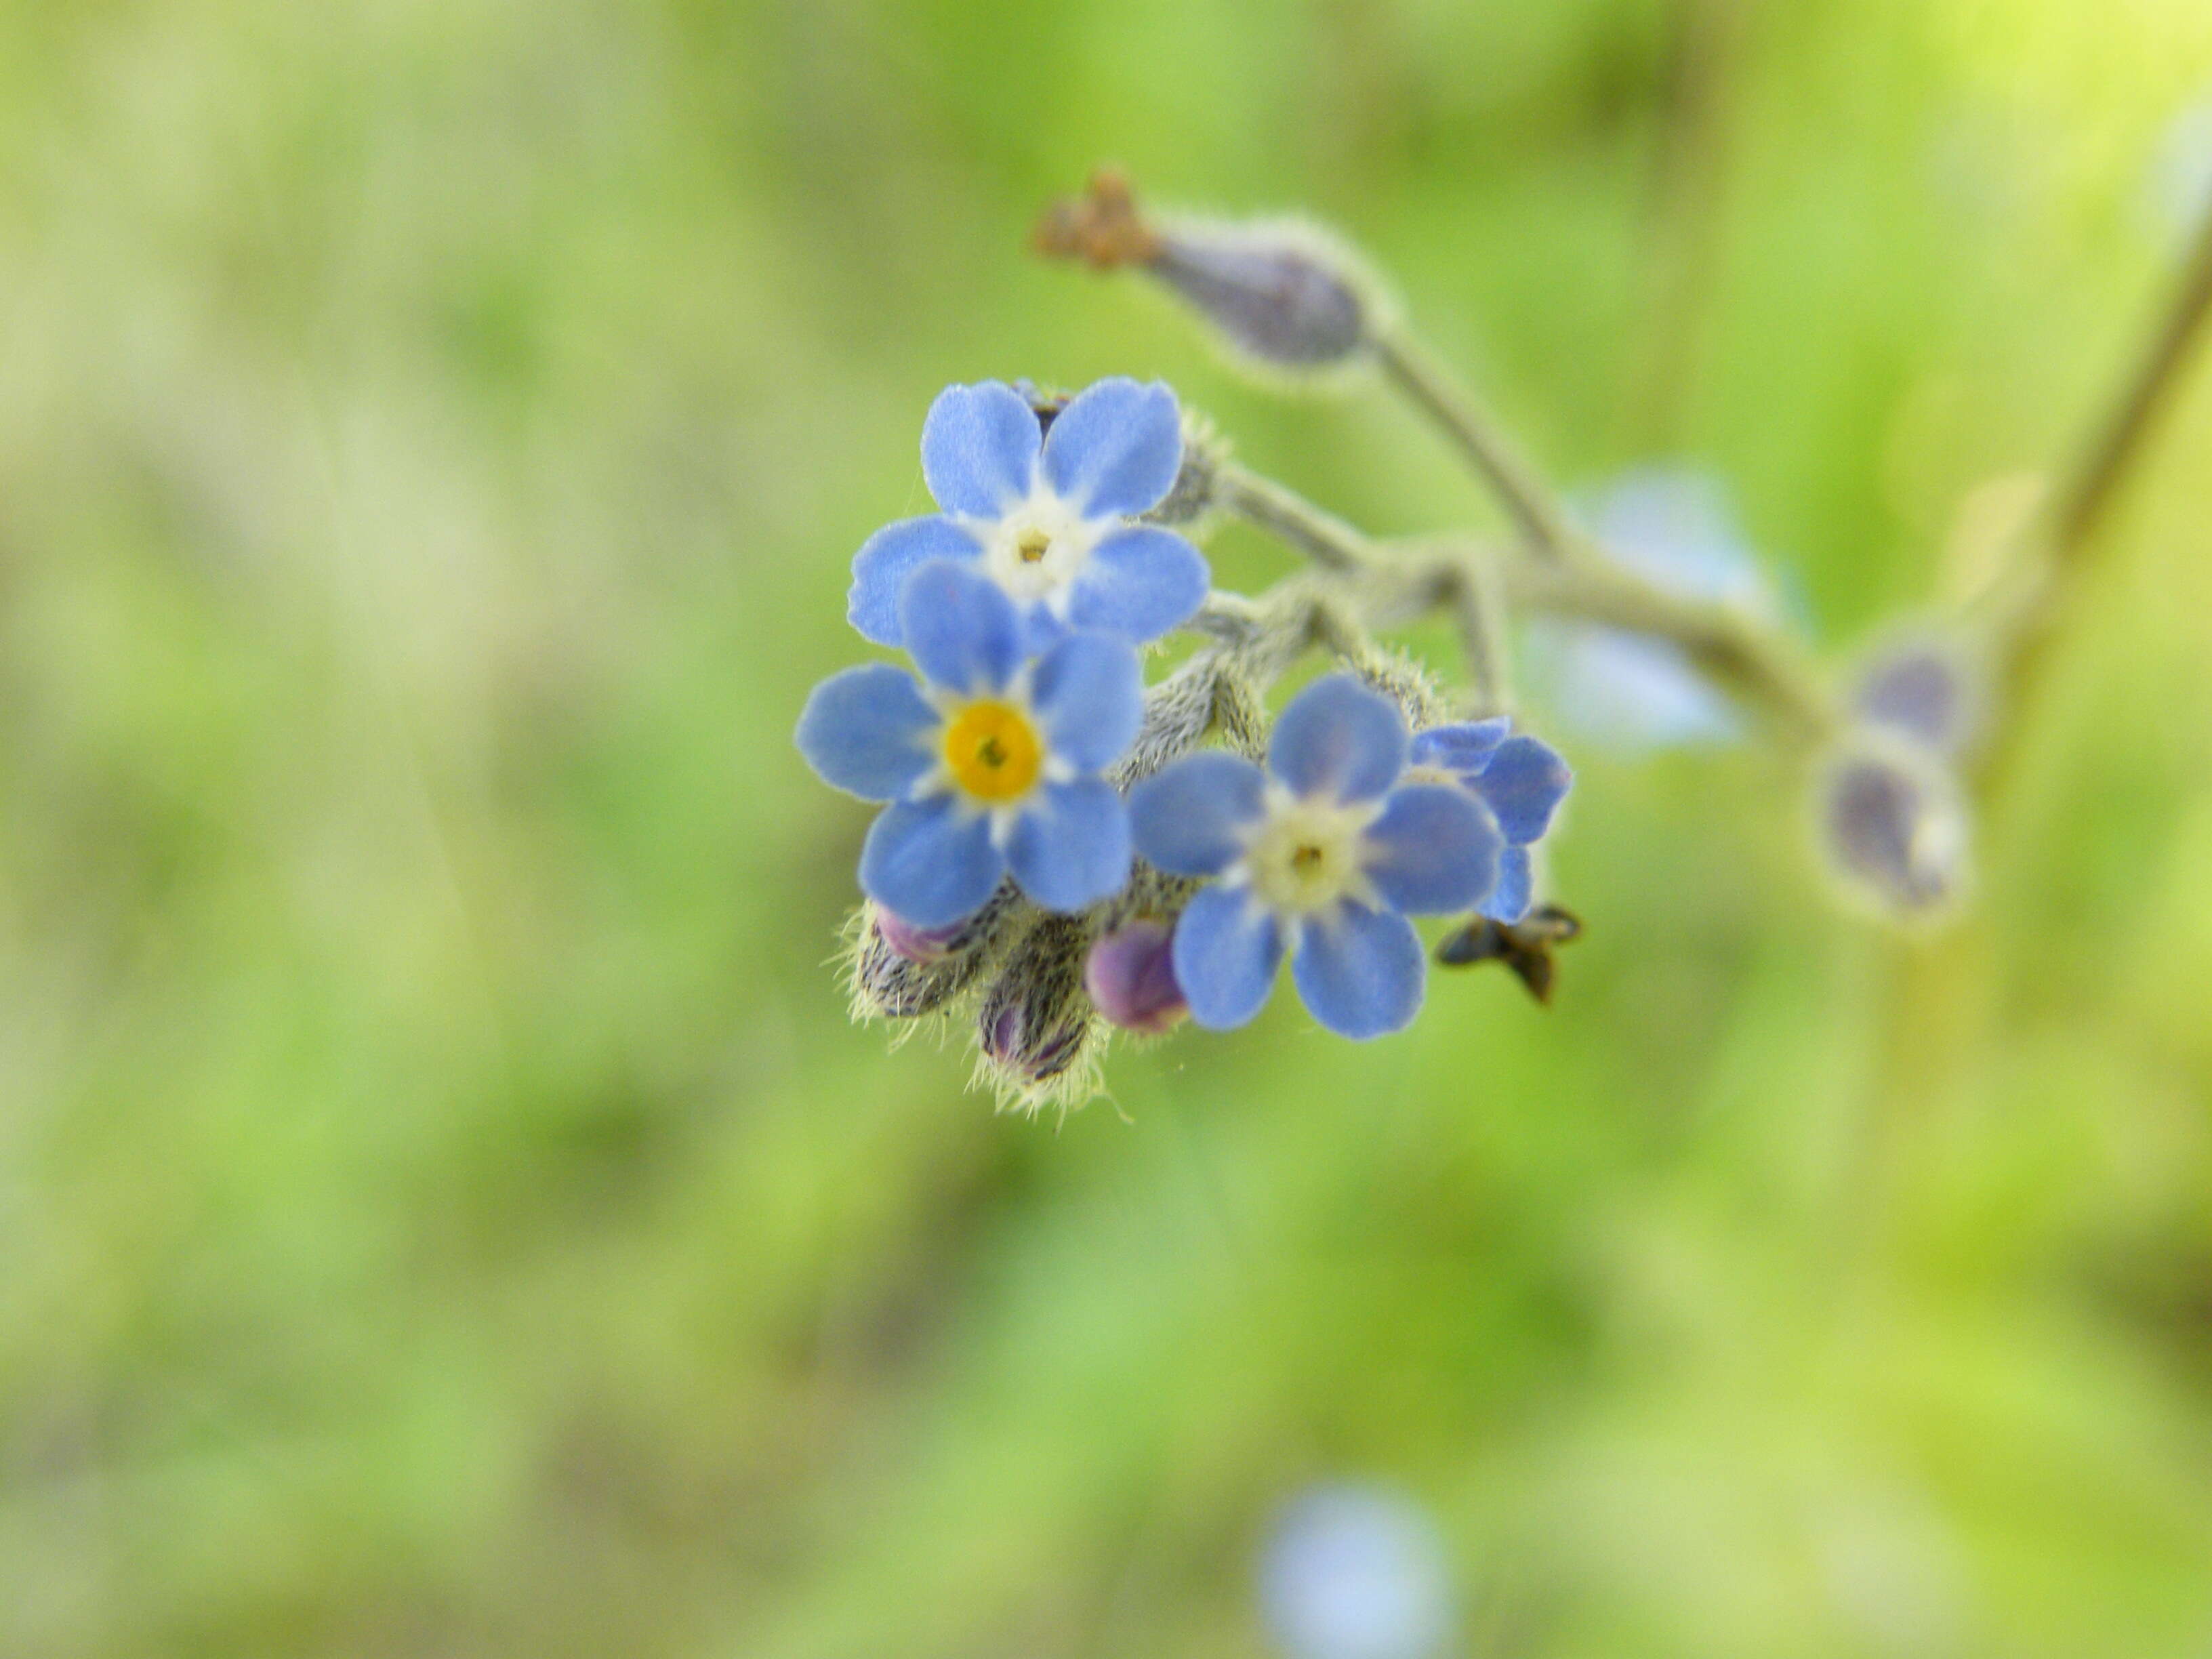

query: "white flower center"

left=1232, top=785, right=1383, bottom=918
left=979, top=486, right=1101, bottom=605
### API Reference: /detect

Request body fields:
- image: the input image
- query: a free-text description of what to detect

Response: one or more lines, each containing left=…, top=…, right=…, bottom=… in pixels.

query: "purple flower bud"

left=876, top=907, right=963, bottom=964
left=972, top=915, right=1096, bottom=1107
left=1817, top=740, right=1971, bottom=917
left=1084, top=919, right=1189, bottom=1034
left=1849, top=634, right=1982, bottom=758
left=1033, top=171, right=1383, bottom=374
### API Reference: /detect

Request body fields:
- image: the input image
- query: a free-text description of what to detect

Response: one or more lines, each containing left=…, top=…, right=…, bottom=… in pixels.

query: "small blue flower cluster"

left=798, top=378, right=1573, bottom=1078
left=797, top=378, right=1204, bottom=929
left=1130, top=678, right=1567, bottom=1039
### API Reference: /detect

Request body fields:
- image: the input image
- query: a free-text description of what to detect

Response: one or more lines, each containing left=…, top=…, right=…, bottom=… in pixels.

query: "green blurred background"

left=5, top=1, right=2212, bottom=1653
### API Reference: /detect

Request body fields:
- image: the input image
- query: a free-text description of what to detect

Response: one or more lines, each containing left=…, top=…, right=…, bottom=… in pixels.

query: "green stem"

left=1370, top=329, right=1581, bottom=563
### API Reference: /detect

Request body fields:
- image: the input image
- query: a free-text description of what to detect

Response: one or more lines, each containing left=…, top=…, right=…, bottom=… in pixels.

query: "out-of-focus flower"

left=848, top=377, right=1209, bottom=654
left=1816, top=736, right=1971, bottom=918
left=1130, top=675, right=1500, bottom=1039
left=1084, top=918, right=1188, bottom=1033
left=796, top=561, right=1141, bottom=927
left=1847, top=632, right=1982, bottom=759
left=2152, top=94, right=2212, bottom=243
left=1530, top=466, right=1784, bottom=750
left=1404, top=717, right=1573, bottom=922
left=1259, top=1485, right=1456, bottom=1659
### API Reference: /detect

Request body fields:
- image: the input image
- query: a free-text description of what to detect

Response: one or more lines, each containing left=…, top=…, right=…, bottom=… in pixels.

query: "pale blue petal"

left=1172, top=885, right=1284, bottom=1030
left=1029, top=631, right=1143, bottom=773
left=1040, top=377, right=1183, bottom=518
left=899, top=559, right=1021, bottom=696
left=1481, top=846, right=1532, bottom=923
left=1530, top=622, right=1742, bottom=751
left=1292, top=902, right=1424, bottom=1040
left=1472, top=735, right=1572, bottom=845
left=1269, top=674, right=1407, bottom=804
left=1005, top=778, right=1131, bottom=912
left=793, top=664, right=938, bottom=801
left=858, top=796, right=1004, bottom=928
left=920, top=382, right=1040, bottom=518
left=847, top=515, right=981, bottom=645
left=1363, top=783, right=1500, bottom=916
left=1129, top=753, right=1268, bottom=876
left=1409, top=718, right=1510, bottom=777
left=1017, top=603, right=1070, bottom=659
left=1063, top=525, right=1209, bottom=644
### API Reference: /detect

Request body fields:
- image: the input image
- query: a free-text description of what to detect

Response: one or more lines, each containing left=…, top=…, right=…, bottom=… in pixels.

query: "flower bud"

left=1816, top=739, right=1971, bottom=918
left=971, top=915, right=1097, bottom=1109
left=844, top=893, right=1017, bottom=1022
left=1035, top=170, right=1386, bottom=375
left=1084, top=919, right=1189, bottom=1034
left=1147, top=216, right=1378, bottom=371
left=1847, top=634, right=1982, bottom=758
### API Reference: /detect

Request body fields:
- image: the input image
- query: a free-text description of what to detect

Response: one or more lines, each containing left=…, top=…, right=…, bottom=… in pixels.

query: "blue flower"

left=796, top=560, right=1143, bottom=928
left=1404, top=718, right=1572, bottom=923
left=1528, top=466, right=1784, bottom=750
left=848, top=377, right=1210, bottom=654
left=1129, top=675, right=1501, bottom=1040
left=1260, top=1485, right=1456, bottom=1659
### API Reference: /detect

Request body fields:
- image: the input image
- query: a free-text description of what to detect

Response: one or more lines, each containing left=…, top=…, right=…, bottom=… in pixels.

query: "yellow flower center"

left=943, top=701, right=1044, bottom=802
left=1016, top=529, right=1052, bottom=564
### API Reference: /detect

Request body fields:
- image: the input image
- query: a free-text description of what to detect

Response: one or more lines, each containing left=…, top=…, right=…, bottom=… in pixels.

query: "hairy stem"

left=1213, top=462, right=1835, bottom=742
left=1370, top=329, right=1580, bottom=563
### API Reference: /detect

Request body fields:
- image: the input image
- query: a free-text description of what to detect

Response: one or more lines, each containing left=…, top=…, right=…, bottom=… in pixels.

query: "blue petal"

left=1408, top=718, right=1510, bottom=778
left=794, top=664, right=939, bottom=802
left=1471, top=735, right=1572, bottom=845
left=1481, top=846, right=1532, bottom=923
left=848, top=516, right=981, bottom=646
left=1533, top=624, right=1742, bottom=751
left=1362, top=783, right=1500, bottom=916
left=858, top=796, right=1004, bottom=928
left=1292, top=903, right=1424, bottom=1040
left=1040, top=377, right=1182, bottom=518
left=1029, top=631, right=1143, bottom=773
left=1172, top=885, right=1284, bottom=1030
left=1268, top=675, right=1407, bottom=804
left=1063, top=525, right=1209, bottom=644
left=1004, top=778, right=1131, bottom=912
left=920, top=382, right=1040, bottom=518
left=899, top=560, right=1021, bottom=696
left=1129, top=753, right=1268, bottom=876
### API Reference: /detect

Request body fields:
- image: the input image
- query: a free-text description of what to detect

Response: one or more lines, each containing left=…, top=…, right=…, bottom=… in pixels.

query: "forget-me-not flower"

left=797, top=560, right=1142, bottom=928
left=848, top=377, right=1209, bottom=653
left=1259, top=1484, right=1457, bottom=1659
left=1130, top=676, right=1500, bottom=1040
left=1403, top=718, right=1572, bottom=923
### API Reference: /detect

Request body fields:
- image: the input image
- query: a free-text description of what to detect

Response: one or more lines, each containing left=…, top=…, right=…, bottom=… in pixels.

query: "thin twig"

left=1986, top=206, right=2212, bottom=779
left=1370, top=329, right=1581, bottom=563
left=1213, top=462, right=1368, bottom=573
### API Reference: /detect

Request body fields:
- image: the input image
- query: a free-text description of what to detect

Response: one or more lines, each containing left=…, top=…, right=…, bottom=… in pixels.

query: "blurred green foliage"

left=5, top=1, right=2212, bottom=1654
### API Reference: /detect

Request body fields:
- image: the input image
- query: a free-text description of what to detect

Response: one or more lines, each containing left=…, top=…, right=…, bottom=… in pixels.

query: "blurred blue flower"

left=1406, top=718, right=1573, bottom=922
left=1530, top=466, right=1782, bottom=750
left=1259, top=1485, right=1456, bottom=1659
left=848, top=377, right=1210, bottom=654
left=2152, top=94, right=2212, bottom=244
left=796, top=560, right=1141, bottom=928
left=1130, top=675, right=1499, bottom=1039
